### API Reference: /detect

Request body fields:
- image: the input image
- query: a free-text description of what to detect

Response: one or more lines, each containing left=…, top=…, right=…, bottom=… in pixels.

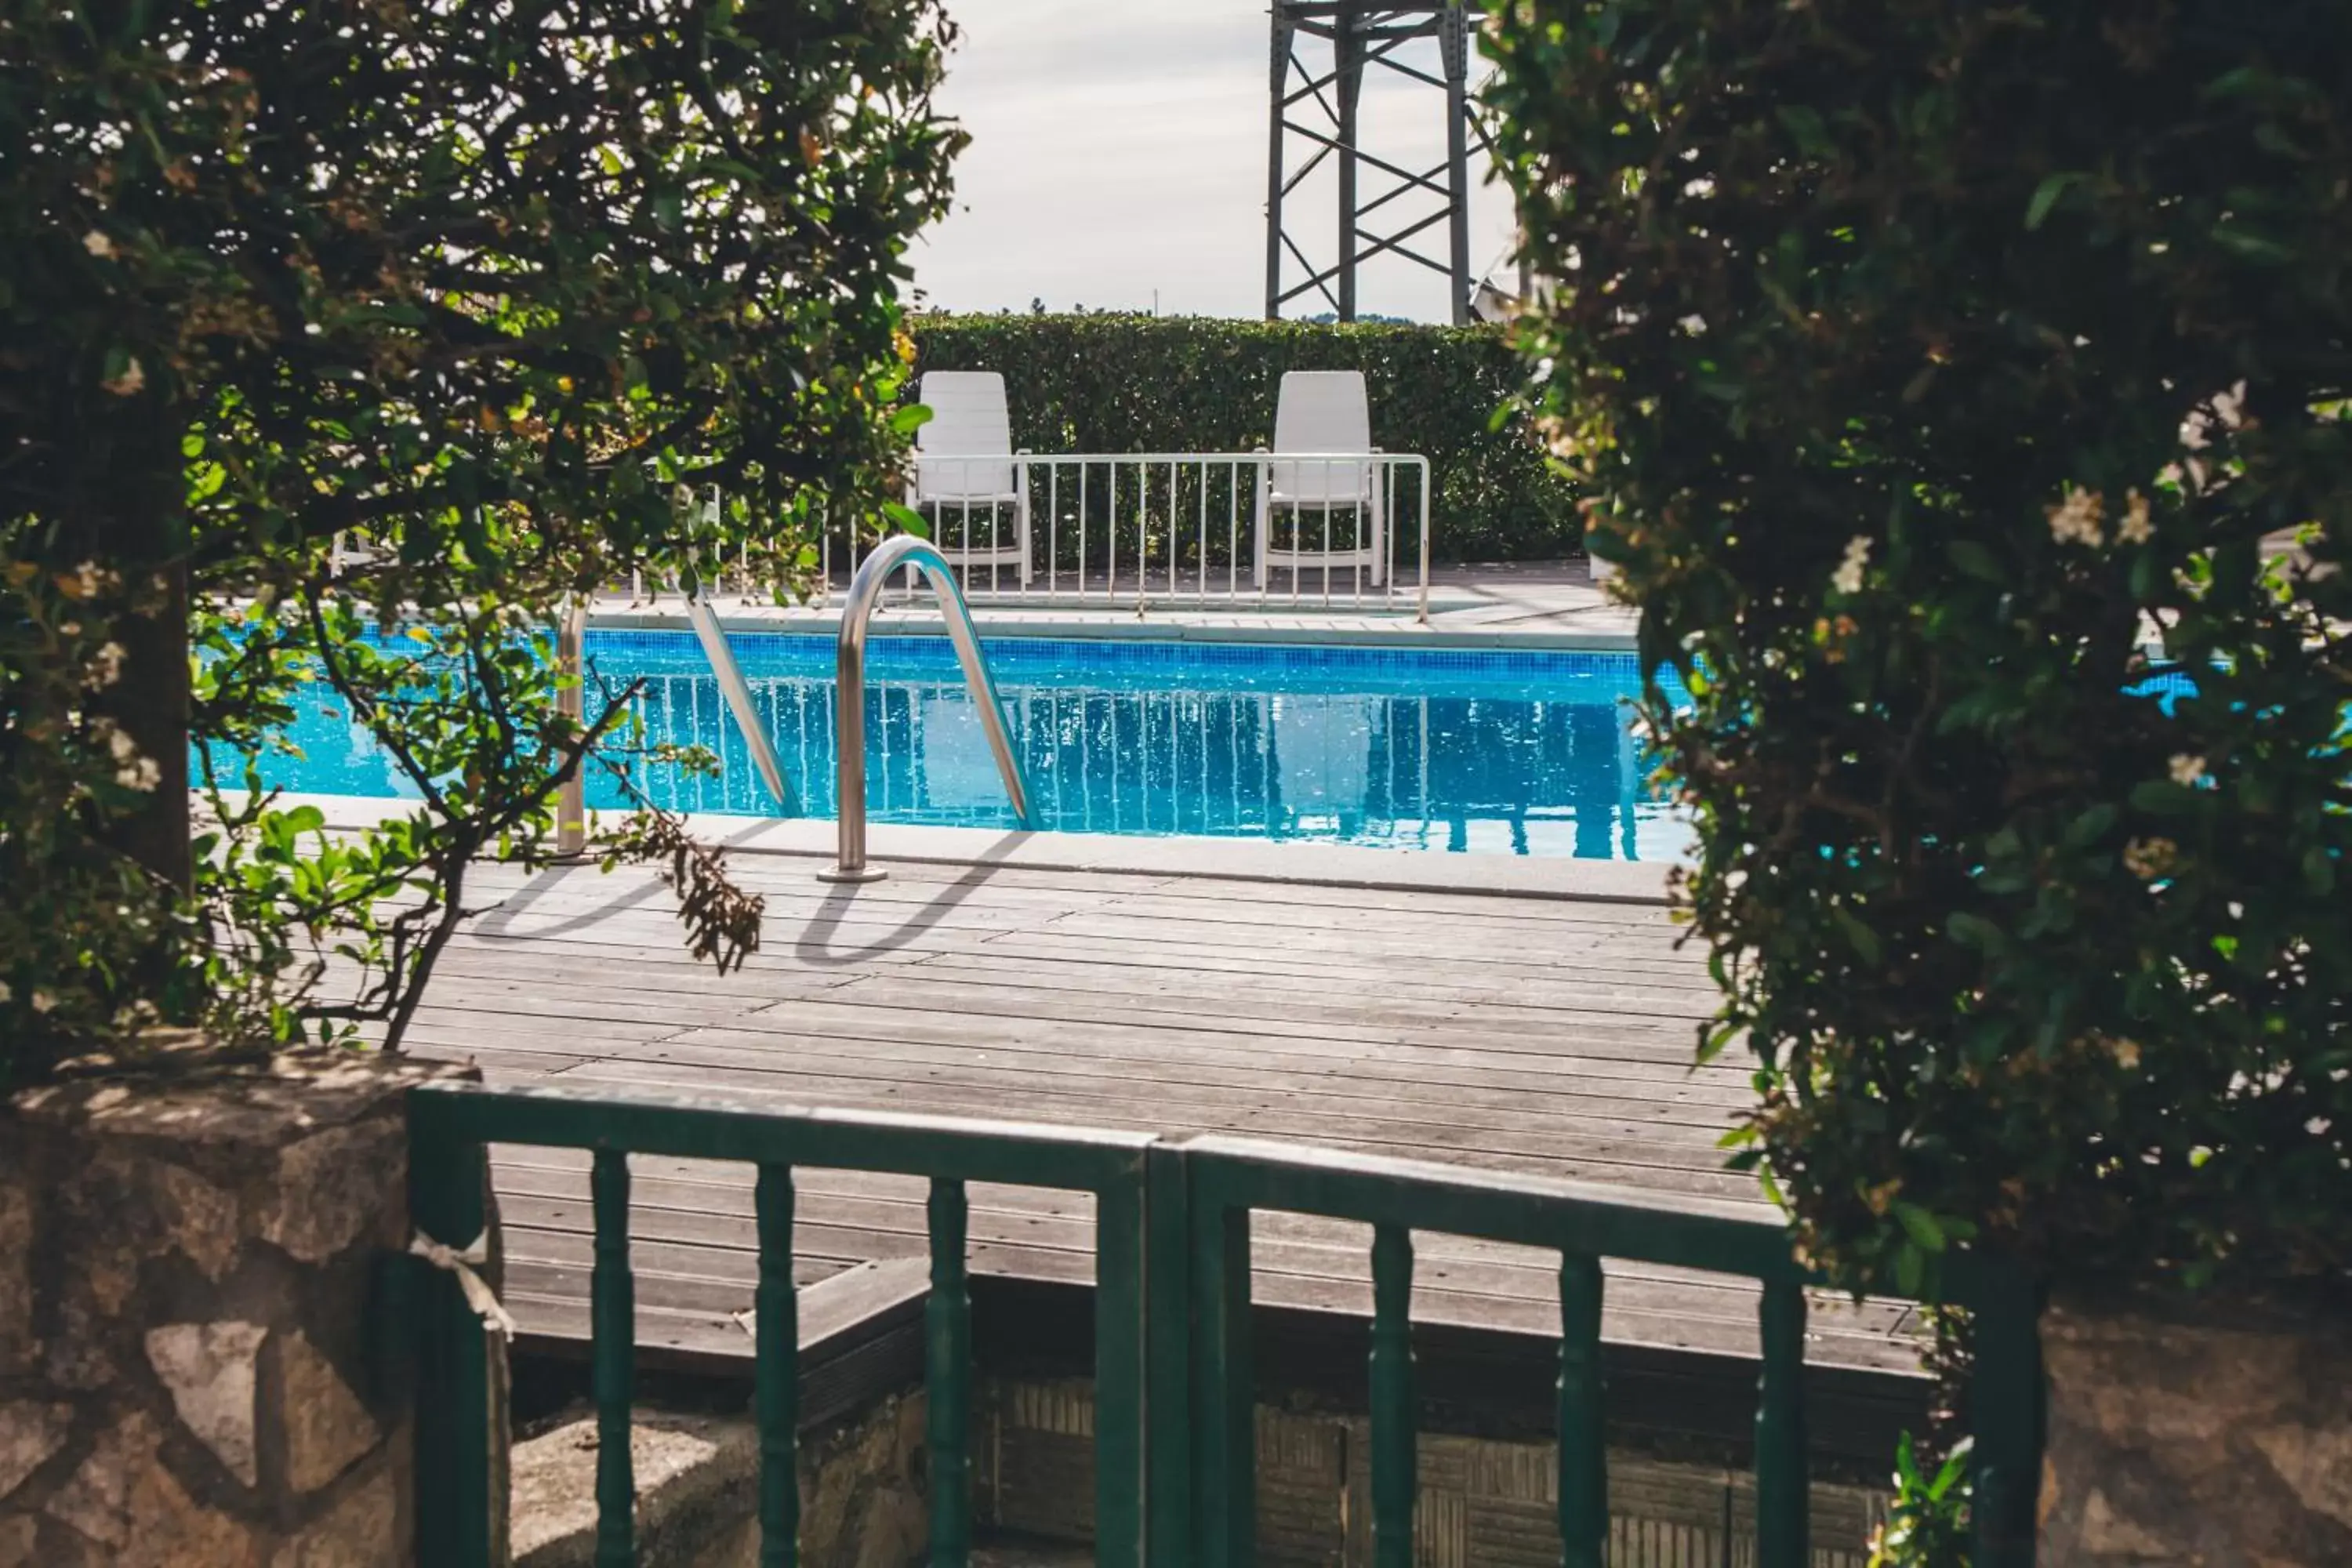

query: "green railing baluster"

left=409, top=1085, right=1992, bottom=1568
left=1557, top=1253, right=1606, bottom=1568
left=1193, top=1200, right=1256, bottom=1568
left=1755, top=1276, right=1809, bottom=1568
left=591, top=1148, right=636, bottom=1568
left=1969, top=1259, right=2044, bottom=1568
left=1369, top=1223, right=1417, bottom=1568
left=1094, top=1167, right=1149, bottom=1568
left=1145, top=1145, right=1195, bottom=1566
left=408, top=1113, right=492, bottom=1568
left=756, top=1163, right=799, bottom=1568
left=927, top=1178, right=972, bottom=1568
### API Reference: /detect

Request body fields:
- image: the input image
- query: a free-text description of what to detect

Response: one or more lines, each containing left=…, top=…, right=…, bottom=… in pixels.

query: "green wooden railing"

left=406, top=1083, right=2043, bottom=1568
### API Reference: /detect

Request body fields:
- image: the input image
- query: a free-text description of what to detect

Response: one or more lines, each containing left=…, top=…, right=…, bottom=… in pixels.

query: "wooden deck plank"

left=466, top=888, right=1713, bottom=991
left=413, top=961, right=1732, bottom=1085
left=434, top=1016, right=1756, bottom=1126
left=419, top=950, right=1722, bottom=1062
left=423, top=859, right=1919, bottom=1378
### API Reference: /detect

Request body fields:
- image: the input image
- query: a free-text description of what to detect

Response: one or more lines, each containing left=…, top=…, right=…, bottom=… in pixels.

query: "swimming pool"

left=237, top=630, right=1691, bottom=861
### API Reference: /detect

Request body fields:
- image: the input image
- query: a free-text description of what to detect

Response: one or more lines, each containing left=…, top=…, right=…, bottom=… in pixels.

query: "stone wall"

left=2038, top=1291, right=2352, bottom=1568
left=511, top=1393, right=927, bottom=1568
left=0, top=1042, right=483, bottom=1567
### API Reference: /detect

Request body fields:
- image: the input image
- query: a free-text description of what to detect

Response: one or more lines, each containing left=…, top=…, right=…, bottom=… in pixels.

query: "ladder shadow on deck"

left=791, top=831, right=1036, bottom=967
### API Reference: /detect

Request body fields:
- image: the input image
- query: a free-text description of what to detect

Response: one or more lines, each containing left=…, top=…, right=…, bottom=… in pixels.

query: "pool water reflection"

left=244, top=633, right=1692, bottom=861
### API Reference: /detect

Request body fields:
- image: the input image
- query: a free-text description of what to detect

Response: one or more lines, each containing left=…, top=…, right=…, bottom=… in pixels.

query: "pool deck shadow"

left=387, top=838, right=1929, bottom=1406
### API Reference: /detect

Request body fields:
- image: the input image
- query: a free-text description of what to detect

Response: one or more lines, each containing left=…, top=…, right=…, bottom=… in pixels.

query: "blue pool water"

left=236, top=631, right=1692, bottom=860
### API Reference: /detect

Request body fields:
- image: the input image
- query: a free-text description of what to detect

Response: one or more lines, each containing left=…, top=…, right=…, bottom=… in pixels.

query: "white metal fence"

left=866, top=451, right=1433, bottom=618
left=622, top=452, right=1434, bottom=619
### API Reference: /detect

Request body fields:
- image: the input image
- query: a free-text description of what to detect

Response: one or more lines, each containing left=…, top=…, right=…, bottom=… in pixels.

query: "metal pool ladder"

left=822, top=534, right=1032, bottom=883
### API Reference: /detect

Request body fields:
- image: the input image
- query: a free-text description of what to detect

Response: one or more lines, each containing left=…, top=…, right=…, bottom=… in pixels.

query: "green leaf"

left=880, top=501, right=929, bottom=538
left=1892, top=1202, right=1947, bottom=1254
left=1946, top=912, right=2003, bottom=950
left=2024, top=172, right=2077, bottom=230
left=1894, top=1242, right=1925, bottom=1297
left=1832, top=905, right=1882, bottom=964
left=1946, top=539, right=2005, bottom=583
left=2129, top=780, right=2196, bottom=815
left=2063, top=804, right=2118, bottom=850
left=1774, top=104, right=1832, bottom=158
left=888, top=402, right=935, bottom=436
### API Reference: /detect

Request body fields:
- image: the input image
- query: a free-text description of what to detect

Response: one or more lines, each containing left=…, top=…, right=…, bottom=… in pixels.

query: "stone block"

left=0, top=1185, right=33, bottom=1377
left=512, top=1392, right=929, bottom=1568
left=145, top=1321, right=267, bottom=1486
left=2039, top=1290, right=2352, bottom=1567
left=42, top=1408, right=260, bottom=1560
left=270, top=1454, right=403, bottom=1568
left=0, top=1402, right=73, bottom=1501
left=268, top=1123, right=408, bottom=1265
left=279, top=1330, right=380, bottom=1494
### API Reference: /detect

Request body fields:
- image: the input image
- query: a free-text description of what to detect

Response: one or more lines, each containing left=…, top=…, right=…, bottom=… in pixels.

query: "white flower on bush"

left=30, top=991, right=55, bottom=1014
left=86, top=717, right=161, bottom=789
left=2123, top=837, right=2179, bottom=881
left=2178, top=380, right=2248, bottom=452
left=86, top=641, right=125, bottom=689
left=2117, top=488, right=2153, bottom=546
left=2047, top=486, right=2104, bottom=547
left=1830, top=535, right=1871, bottom=594
left=82, top=230, right=114, bottom=258
left=2169, top=753, right=2206, bottom=786
left=0, top=981, right=10, bottom=1004
left=101, top=358, right=145, bottom=397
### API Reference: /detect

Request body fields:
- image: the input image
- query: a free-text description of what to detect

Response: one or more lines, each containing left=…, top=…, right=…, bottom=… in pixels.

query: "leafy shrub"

left=909, top=314, right=1581, bottom=562
left=0, top=0, right=960, bottom=1084
left=1488, top=2, right=2352, bottom=1295
left=1867, top=1435, right=1972, bottom=1568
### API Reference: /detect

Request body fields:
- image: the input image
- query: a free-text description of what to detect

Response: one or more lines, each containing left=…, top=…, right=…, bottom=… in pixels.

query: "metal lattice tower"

left=1265, top=3, right=1487, bottom=325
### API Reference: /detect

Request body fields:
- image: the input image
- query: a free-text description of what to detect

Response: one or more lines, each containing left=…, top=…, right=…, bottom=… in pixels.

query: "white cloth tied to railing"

left=408, top=1229, right=517, bottom=1338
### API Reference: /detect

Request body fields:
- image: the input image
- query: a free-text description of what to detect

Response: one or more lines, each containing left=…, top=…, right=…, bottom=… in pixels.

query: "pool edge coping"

left=260, top=792, right=1677, bottom=906
left=585, top=605, right=1644, bottom=653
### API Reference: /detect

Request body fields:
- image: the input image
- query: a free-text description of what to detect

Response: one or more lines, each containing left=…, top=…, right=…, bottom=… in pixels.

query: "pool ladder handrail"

left=822, top=534, right=1032, bottom=883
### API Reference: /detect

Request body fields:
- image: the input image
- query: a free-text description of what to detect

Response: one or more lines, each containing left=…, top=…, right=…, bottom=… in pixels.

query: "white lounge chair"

left=1254, top=369, right=1386, bottom=590
left=907, top=371, right=1032, bottom=585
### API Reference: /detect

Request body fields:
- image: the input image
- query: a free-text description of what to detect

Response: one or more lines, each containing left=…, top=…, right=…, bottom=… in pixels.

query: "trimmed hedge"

left=907, top=314, right=1580, bottom=563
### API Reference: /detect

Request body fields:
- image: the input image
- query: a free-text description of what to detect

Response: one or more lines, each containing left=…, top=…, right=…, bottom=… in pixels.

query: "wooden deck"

left=402, top=853, right=1921, bottom=1377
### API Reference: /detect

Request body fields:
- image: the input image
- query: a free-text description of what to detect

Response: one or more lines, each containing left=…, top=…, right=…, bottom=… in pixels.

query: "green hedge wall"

left=906, top=314, right=1580, bottom=563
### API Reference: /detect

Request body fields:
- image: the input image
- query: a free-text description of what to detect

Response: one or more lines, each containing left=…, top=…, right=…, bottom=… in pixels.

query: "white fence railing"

left=608, top=452, right=1434, bottom=620
left=836, top=451, right=1433, bottom=620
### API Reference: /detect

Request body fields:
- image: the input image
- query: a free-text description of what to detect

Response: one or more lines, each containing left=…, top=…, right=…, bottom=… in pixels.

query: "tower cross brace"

left=1265, top=2, right=1488, bottom=325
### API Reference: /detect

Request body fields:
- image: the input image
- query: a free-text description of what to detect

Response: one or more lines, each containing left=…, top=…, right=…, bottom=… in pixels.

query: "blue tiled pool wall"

left=588, top=628, right=1693, bottom=698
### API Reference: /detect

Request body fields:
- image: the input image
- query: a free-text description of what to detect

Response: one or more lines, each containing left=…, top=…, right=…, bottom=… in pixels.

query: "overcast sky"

left=909, top=0, right=1523, bottom=322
